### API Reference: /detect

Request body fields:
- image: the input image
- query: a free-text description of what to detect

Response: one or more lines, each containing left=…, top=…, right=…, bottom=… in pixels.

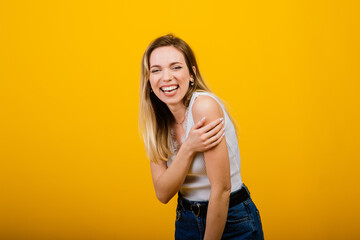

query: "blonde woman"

left=139, top=34, right=264, bottom=240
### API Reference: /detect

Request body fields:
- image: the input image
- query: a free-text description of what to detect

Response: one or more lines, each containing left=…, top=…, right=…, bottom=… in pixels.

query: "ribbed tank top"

left=167, top=91, right=243, bottom=201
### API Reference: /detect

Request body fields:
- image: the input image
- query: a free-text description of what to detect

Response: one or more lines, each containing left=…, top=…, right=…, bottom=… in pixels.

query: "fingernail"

left=201, top=117, right=206, bottom=122
left=222, top=132, right=225, bottom=137
left=223, top=127, right=225, bottom=131
left=219, top=117, right=223, bottom=121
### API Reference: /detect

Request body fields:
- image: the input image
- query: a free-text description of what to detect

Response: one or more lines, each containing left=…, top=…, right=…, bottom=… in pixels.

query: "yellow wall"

left=1, top=0, right=359, bottom=239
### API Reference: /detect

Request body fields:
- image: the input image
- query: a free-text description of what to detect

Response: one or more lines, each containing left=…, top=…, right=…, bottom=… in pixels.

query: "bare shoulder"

left=191, top=94, right=224, bottom=122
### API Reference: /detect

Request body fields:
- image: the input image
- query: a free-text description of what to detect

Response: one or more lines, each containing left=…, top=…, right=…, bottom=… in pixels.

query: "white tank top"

left=167, top=91, right=243, bottom=201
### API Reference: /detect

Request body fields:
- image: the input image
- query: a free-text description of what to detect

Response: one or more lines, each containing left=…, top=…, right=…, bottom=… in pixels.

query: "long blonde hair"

left=139, top=34, right=235, bottom=163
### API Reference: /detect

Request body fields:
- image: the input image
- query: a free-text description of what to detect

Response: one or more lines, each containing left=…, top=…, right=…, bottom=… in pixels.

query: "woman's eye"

left=173, top=66, right=182, bottom=70
left=151, top=69, right=160, bottom=73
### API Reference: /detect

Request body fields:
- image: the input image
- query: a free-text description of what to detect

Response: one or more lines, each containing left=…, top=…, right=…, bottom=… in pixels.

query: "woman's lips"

left=160, top=85, right=179, bottom=92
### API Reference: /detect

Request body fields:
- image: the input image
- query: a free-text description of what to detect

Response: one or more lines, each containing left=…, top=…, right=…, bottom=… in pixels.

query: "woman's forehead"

left=150, top=46, right=186, bottom=66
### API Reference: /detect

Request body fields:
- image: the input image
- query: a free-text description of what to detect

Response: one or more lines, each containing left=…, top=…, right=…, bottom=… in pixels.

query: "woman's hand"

left=150, top=116, right=224, bottom=204
left=185, top=117, right=225, bottom=154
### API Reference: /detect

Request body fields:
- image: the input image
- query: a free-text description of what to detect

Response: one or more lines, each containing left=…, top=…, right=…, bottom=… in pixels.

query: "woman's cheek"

left=149, top=78, right=157, bottom=88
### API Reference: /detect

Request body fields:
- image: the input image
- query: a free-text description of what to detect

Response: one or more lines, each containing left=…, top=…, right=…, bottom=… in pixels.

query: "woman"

left=139, top=34, right=264, bottom=240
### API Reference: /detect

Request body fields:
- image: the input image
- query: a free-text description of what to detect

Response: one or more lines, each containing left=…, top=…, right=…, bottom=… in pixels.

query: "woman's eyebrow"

left=150, top=62, right=183, bottom=68
left=170, top=61, right=183, bottom=66
left=150, top=64, right=161, bottom=69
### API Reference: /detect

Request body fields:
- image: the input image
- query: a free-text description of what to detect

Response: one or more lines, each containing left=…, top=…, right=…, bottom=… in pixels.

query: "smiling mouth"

left=160, top=85, right=179, bottom=93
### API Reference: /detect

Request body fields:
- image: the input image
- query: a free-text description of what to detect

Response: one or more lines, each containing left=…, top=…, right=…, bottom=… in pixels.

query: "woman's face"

left=149, top=46, right=192, bottom=109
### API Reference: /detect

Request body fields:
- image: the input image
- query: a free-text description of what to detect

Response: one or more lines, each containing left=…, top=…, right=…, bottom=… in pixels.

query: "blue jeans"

left=175, top=185, right=264, bottom=240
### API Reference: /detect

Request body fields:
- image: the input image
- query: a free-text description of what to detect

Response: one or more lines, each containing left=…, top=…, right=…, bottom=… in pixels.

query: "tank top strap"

left=189, top=91, right=216, bottom=107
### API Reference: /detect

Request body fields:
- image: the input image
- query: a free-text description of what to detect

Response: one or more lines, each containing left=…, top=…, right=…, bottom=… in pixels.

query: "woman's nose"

left=162, top=68, right=173, bottom=81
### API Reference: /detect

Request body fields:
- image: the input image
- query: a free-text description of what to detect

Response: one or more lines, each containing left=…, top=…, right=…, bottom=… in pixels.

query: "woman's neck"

left=168, top=103, right=187, bottom=125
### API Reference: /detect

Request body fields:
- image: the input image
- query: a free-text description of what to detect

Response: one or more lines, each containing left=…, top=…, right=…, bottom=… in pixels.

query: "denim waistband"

left=177, top=184, right=250, bottom=217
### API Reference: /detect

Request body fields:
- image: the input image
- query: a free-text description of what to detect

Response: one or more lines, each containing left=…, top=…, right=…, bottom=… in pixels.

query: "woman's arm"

left=150, top=117, right=225, bottom=204
left=192, top=96, right=231, bottom=240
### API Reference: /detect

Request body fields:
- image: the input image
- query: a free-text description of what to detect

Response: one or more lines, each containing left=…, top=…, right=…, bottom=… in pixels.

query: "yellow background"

left=1, top=0, right=359, bottom=239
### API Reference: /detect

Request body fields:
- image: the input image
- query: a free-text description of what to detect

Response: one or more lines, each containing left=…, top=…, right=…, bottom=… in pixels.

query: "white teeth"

left=161, top=86, right=179, bottom=92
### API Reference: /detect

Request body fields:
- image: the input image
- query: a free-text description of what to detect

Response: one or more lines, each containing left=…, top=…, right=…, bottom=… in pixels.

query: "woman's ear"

left=192, top=66, right=196, bottom=76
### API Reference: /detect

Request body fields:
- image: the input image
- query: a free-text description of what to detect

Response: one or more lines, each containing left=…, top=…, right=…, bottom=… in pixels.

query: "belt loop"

left=179, top=192, right=185, bottom=211
left=243, top=184, right=250, bottom=196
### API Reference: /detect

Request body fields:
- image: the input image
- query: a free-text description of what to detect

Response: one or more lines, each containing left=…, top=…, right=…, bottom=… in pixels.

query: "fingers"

left=194, top=117, right=206, bottom=129
left=204, top=119, right=224, bottom=139
left=205, top=124, right=225, bottom=145
left=201, top=117, right=224, bottom=133
left=205, top=128, right=226, bottom=150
